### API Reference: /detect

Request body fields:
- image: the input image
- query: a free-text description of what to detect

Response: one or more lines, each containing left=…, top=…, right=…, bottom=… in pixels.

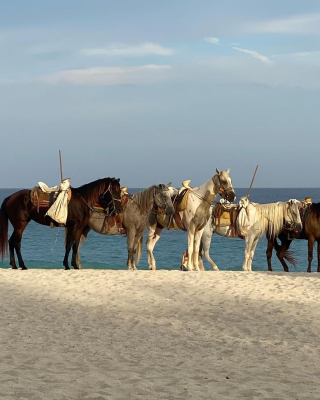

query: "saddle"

left=30, top=186, right=72, bottom=209
left=212, top=202, right=240, bottom=237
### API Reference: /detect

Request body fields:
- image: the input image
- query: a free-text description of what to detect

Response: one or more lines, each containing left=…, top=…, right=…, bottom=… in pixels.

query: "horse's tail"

left=274, top=238, right=297, bottom=269
left=136, top=235, right=143, bottom=266
left=0, top=198, right=9, bottom=261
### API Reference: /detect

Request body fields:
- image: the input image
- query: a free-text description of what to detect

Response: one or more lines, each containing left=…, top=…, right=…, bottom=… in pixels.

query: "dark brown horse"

left=266, top=202, right=320, bottom=273
left=0, top=178, right=122, bottom=270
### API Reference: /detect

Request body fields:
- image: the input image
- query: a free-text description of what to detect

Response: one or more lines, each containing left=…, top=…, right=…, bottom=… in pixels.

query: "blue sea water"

left=0, top=188, right=320, bottom=272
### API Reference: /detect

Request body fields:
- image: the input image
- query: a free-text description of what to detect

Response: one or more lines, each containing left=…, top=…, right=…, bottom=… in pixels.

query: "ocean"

left=0, top=188, right=320, bottom=272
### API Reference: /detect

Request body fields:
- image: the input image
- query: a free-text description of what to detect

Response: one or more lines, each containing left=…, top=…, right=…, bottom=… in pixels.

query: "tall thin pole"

left=246, top=165, right=258, bottom=198
left=59, top=150, right=63, bottom=182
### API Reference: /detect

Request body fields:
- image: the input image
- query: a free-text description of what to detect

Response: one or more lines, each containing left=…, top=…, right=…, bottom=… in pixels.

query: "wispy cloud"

left=38, top=65, right=172, bottom=85
left=80, top=42, right=174, bottom=56
left=203, top=37, right=220, bottom=45
left=246, top=13, right=320, bottom=35
left=232, top=47, right=273, bottom=64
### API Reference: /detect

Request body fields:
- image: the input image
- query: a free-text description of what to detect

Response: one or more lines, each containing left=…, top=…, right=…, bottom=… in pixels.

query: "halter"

left=80, top=183, right=121, bottom=216
left=150, top=186, right=172, bottom=215
left=284, top=202, right=300, bottom=231
left=212, top=175, right=233, bottom=199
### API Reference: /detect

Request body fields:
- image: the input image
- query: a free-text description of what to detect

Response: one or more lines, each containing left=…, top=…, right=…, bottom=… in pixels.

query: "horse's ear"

left=121, top=186, right=128, bottom=194
left=116, top=178, right=120, bottom=183
left=226, top=168, right=230, bottom=174
left=216, top=168, right=221, bottom=175
left=166, top=182, right=172, bottom=187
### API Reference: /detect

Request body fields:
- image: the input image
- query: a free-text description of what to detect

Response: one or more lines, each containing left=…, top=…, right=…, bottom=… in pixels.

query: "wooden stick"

left=246, top=165, right=258, bottom=198
left=59, top=150, right=63, bottom=182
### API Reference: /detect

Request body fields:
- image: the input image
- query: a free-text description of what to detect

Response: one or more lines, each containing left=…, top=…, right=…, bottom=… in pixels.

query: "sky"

left=1, top=0, right=320, bottom=188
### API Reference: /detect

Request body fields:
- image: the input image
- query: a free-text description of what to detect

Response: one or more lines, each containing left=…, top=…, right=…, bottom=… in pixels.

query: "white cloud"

left=232, top=47, right=273, bottom=64
left=38, top=65, right=172, bottom=85
left=183, top=55, right=320, bottom=89
left=80, top=42, right=174, bottom=56
left=203, top=37, right=220, bottom=45
left=246, top=13, right=320, bottom=35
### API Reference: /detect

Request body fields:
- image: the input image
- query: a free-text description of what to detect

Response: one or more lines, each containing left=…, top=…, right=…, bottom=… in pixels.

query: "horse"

left=146, top=169, right=236, bottom=271
left=73, top=184, right=175, bottom=270
left=0, top=178, right=122, bottom=270
left=266, top=201, right=320, bottom=272
left=199, top=198, right=302, bottom=271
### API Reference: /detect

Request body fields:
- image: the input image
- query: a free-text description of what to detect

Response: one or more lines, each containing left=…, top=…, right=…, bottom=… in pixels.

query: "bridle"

left=150, top=186, right=173, bottom=215
left=212, top=175, right=234, bottom=199
left=80, top=183, right=121, bottom=216
left=284, top=201, right=300, bottom=231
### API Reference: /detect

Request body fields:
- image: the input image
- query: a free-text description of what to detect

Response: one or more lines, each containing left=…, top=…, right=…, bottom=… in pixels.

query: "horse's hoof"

left=64, top=267, right=70, bottom=270
left=73, top=266, right=79, bottom=270
left=11, top=267, right=18, bottom=270
left=21, top=267, right=28, bottom=270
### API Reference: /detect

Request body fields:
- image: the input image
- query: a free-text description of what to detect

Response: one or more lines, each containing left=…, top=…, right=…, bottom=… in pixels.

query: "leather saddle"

left=30, top=187, right=60, bottom=210
left=212, top=203, right=240, bottom=237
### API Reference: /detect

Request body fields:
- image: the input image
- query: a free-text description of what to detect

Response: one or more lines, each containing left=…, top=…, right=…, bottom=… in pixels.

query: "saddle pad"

left=218, top=211, right=232, bottom=227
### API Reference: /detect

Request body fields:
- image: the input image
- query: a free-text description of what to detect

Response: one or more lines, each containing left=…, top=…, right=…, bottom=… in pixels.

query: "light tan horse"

left=146, top=169, right=236, bottom=271
left=200, top=198, right=302, bottom=271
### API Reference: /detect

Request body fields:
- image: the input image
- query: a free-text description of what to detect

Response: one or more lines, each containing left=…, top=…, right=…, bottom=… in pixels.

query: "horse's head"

left=214, top=169, right=236, bottom=202
left=284, top=199, right=302, bottom=233
left=98, top=178, right=123, bottom=216
left=154, top=183, right=175, bottom=216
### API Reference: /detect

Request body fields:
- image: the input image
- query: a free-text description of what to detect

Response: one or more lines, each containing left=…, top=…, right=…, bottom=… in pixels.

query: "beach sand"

left=0, top=270, right=320, bottom=400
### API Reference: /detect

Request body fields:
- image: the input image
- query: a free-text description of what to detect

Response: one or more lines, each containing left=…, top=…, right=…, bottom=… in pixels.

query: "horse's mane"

left=132, top=186, right=155, bottom=214
left=255, top=202, right=286, bottom=238
left=73, top=177, right=115, bottom=206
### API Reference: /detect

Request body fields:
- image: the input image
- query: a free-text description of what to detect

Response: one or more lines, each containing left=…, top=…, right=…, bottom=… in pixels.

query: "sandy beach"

left=1, top=270, right=320, bottom=400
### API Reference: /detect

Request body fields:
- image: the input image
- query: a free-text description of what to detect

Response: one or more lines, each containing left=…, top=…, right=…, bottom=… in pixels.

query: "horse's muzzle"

left=224, top=190, right=236, bottom=203
left=294, top=223, right=302, bottom=233
left=166, top=206, right=175, bottom=216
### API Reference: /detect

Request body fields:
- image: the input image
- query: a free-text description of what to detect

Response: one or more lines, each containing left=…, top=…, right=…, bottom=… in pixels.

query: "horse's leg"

left=317, top=239, right=320, bottom=273
left=126, top=229, right=137, bottom=270
left=193, top=228, right=204, bottom=271
left=307, top=235, right=315, bottom=273
left=266, top=238, right=274, bottom=271
left=146, top=225, right=163, bottom=270
left=248, top=237, right=259, bottom=271
left=63, top=227, right=76, bottom=270
left=201, top=228, right=219, bottom=271
left=71, top=226, right=91, bottom=269
left=74, top=226, right=91, bottom=269
left=187, top=227, right=196, bottom=271
left=8, top=232, right=18, bottom=269
left=243, top=235, right=253, bottom=271
left=12, top=226, right=29, bottom=270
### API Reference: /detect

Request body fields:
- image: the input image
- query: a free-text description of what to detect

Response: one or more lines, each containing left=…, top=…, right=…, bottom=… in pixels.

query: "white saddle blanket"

left=40, top=179, right=71, bottom=224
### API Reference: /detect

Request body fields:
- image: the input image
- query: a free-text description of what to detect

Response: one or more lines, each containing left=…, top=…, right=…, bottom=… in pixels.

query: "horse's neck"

left=132, top=186, right=155, bottom=214
left=255, top=202, right=285, bottom=236
left=193, top=178, right=217, bottom=203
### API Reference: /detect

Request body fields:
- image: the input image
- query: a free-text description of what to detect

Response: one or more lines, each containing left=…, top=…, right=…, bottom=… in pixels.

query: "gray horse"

left=74, top=184, right=175, bottom=270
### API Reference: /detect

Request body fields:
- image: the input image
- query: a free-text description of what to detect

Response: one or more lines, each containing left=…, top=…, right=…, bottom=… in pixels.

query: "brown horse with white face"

left=267, top=202, right=320, bottom=273
left=0, top=178, right=122, bottom=270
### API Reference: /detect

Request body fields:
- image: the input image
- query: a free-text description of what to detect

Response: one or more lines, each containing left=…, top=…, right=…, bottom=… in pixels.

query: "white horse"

left=146, top=169, right=236, bottom=271
left=199, top=198, right=302, bottom=271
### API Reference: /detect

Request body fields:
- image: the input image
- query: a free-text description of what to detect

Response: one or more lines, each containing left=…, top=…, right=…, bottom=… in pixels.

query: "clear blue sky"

left=1, top=0, right=320, bottom=188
